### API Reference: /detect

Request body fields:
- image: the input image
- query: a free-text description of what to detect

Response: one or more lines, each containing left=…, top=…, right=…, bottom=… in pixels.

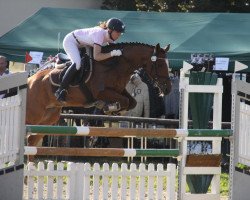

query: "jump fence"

left=25, top=125, right=232, bottom=200
left=25, top=126, right=231, bottom=158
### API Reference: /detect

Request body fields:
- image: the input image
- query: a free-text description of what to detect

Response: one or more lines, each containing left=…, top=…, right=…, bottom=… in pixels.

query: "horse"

left=26, top=42, right=172, bottom=147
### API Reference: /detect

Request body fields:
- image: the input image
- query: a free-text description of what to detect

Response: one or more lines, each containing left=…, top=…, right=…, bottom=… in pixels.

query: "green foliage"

left=101, top=0, right=137, bottom=10
left=220, top=173, right=229, bottom=196
left=236, top=162, right=250, bottom=170
left=101, top=0, right=250, bottom=12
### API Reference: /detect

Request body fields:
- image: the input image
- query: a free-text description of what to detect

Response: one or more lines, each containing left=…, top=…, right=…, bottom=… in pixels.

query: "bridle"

left=107, top=44, right=170, bottom=92
left=142, top=49, right=170, bottom=95
left=150, top=49, right=171, bottom=82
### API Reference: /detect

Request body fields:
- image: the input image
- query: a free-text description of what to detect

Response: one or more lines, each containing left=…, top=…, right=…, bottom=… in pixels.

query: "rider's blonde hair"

left=0, top=55, right=7, bottom=62
left=99, top=21, right=108, bottom=29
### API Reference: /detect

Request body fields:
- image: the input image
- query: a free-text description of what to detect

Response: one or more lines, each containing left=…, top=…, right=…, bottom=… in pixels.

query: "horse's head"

left=99, top=42, right=171, bottom=95
left=143, top=43, right=172, bottom=95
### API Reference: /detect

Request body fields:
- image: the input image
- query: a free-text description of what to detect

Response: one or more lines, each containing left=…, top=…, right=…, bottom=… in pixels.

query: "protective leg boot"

left=103, top=102, right=121, bottom=114
left=55, top=63, right=78, bottom=103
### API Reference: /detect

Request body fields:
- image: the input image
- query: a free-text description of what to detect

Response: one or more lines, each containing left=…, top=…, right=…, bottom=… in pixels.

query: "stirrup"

left=55, top=89, right=68, bottom=103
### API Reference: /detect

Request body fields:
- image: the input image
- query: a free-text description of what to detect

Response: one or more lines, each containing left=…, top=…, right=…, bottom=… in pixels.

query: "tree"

left=229, top=0, right=250, bottom=12
left=101, top=0, right=250, bottom=12
left=101, top=0, right=137, bottom=10
left=188, top=0, right=230, bottom=12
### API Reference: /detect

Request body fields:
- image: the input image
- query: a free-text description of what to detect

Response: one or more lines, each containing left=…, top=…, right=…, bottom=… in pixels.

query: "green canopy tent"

left=0, top=7, right=250, bottom=72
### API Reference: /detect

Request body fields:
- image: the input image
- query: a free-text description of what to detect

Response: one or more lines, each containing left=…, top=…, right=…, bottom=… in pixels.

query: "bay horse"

left=26, top=42, right=172, bottom=147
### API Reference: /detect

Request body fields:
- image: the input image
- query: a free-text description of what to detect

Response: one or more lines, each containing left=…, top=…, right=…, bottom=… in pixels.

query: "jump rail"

left=25, top=147, right=180, bottom=157
left=60, top=113, right=231, bottom=128
left=26, top=125, right=232, bottom=138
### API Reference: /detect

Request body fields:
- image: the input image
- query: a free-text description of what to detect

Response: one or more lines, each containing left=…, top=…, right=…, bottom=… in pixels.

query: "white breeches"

left=63, top=33, right=81, bottom=70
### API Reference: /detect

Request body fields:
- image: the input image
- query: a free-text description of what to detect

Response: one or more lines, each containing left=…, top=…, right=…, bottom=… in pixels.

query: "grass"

left=220, top=173, right=229, bottom=196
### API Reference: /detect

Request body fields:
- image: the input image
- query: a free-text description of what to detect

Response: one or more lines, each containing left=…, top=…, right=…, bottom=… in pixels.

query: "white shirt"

left=63, top=26, right=114, bottom=70
left=73, top=26, right=113, bottom=47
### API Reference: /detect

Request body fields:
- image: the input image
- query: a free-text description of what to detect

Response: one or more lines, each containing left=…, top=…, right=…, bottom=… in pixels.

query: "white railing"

left=24, top=161, right=176, bottom=200
left=229, top=78, right=250, bottom=200
left=0, top=95, right=22, bottom=167
left=239, top=102, right=250, bottom=166
left=0, top=72, right=27, bottom=168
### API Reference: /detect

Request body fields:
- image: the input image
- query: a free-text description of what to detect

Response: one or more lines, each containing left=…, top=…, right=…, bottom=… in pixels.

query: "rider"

left=55, top=18, right=125, bottom=102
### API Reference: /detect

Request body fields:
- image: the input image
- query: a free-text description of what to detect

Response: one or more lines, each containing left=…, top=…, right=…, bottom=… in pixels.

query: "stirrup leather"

left=55, top=89, right=68, bottom=102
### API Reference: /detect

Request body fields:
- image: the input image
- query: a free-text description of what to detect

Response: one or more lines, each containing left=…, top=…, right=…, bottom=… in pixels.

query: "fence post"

left=167, top=163, right=176, bottom=200
left=67, top=162, right=76, bottom=200
left=75, top=163, right=84, bottom=200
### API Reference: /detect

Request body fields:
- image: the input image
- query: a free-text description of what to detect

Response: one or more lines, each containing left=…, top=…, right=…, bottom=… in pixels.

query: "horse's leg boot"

left=103, top=102, right=121, bottom=114
left=55, top=63, right=77, bottom=102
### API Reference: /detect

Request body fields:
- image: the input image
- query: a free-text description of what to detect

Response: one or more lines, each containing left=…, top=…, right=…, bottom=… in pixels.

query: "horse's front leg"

left=121, top=89, right=137, bottom=110
left=96, top=88, right=130, bottom=112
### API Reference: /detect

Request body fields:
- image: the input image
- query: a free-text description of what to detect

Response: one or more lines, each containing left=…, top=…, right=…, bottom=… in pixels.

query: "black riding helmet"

left=107, top=18, right=125, bottom=33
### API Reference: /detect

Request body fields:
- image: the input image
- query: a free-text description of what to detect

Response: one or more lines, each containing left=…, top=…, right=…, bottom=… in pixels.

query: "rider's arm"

left=93, top=44, right=112, bottom=61
left=93, top=44, right=122, bottom=61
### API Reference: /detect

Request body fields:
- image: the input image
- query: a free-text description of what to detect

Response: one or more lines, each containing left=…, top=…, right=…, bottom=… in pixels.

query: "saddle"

left=48, top=48, right=95, bottom=104
left=50, top=48, right=92, bottom=87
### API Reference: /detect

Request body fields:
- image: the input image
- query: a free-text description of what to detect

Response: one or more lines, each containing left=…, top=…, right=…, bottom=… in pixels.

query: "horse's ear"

left=154, top=43, right=161, bottom=55
left=164, top=44, right=170, bottom=52
left=155, top=43, right=161, bottom=51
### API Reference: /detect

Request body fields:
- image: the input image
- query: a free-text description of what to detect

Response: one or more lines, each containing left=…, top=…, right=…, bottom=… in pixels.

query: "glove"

left=111, top=49, right=122, bottom=57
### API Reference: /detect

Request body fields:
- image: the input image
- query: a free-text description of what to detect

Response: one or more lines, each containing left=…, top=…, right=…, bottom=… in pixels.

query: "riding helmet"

left=107, top=18, right=125, bottom=33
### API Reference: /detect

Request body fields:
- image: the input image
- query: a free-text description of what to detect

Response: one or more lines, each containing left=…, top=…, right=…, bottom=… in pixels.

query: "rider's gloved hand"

left=110, top=50, right=122, bottom=57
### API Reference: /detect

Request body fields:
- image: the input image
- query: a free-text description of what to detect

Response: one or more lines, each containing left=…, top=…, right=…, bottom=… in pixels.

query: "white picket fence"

left=0, top=95, right=22, bottom=168
left=23, top=161, right=176, bottom=200
left=0, top=73, right=27, bottom=169
left=238, top=102, right=250, bottom=166
left=0, top=72, right=27, bottom=200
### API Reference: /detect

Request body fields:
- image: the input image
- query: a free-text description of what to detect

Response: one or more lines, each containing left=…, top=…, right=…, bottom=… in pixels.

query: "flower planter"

left=186, top=154, right=222, bottom=167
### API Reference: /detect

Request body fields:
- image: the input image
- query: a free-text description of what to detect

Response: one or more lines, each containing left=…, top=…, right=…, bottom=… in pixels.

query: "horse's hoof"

left=103, top=102, right=121, bottom=113
left=84, top=100, right=106, bottom=109
left=94, top=100, right=106, bottom=109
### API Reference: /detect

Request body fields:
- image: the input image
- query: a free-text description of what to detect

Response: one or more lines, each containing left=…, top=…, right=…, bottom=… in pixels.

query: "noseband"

left=150, top=54, right=170, bottom=81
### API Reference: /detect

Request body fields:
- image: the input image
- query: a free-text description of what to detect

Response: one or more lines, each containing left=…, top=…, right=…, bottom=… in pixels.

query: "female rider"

left=55, top=18, right=125, bottom=102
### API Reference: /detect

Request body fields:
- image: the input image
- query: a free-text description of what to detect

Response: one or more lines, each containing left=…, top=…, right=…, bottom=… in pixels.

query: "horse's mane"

left=101, top=42, right=154, bottom=53
left=32, top=42, right=154, bottom=75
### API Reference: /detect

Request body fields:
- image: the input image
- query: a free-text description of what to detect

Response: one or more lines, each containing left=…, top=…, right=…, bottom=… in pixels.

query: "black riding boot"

left=55, top=63, right=77, bottom=102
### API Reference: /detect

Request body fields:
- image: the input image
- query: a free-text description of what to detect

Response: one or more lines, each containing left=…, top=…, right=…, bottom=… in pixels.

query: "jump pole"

left=26, top=125, right=232, bottom=138
left=24, top=147, right=180, bottom=157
